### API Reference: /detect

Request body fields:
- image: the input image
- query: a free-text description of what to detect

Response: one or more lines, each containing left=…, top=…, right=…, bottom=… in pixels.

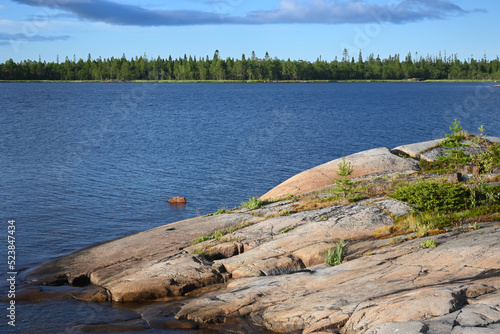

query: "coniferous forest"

left=1, top=50, right=500, bottom=81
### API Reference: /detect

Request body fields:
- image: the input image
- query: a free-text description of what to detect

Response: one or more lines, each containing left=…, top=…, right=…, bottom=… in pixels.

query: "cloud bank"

left=12, top=0, right=483, bottom=26
left=0, top=32, right=70, bottom=45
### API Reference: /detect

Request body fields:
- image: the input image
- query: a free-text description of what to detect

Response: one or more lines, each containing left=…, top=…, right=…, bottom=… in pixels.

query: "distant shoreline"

left=1, top=79, right=498, bottom=83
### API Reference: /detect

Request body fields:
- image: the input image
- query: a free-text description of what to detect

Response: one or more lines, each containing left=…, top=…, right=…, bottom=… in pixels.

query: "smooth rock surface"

left=392, top=138, right=442, bottom=159
left=176, top=226, right=500, bottom=333
left=28, top=213, right=260, bottom=302
left=260, top=147, right=419, bottom=200
left=486, top=136, right=500, bottom=144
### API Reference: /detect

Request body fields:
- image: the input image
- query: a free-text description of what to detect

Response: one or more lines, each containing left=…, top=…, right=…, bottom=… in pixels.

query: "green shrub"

left=240, top=196, right=264, bottom=210
left=335, top=158, right=354, bottom=197
left=420, top=239, right=437, bottom=248
left=325, top=239, right=346, bottom=265
left=391, top=181, right=469, bottom=212
left=443, top=119, right=466, bottom=144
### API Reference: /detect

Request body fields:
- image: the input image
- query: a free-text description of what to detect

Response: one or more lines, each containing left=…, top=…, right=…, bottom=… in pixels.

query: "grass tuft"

left=240, top=196, right=264, bottom=210
left=191, top=221, right=254, bottom=245
left=279, top=226, right=295, bottom=234
left=420, top=239, right=437, bottom=248
left=325, top=239, right=346, bottom=265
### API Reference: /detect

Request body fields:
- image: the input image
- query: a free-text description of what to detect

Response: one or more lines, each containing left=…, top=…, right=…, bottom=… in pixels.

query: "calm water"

left=1, top=82, right=499, bottom=332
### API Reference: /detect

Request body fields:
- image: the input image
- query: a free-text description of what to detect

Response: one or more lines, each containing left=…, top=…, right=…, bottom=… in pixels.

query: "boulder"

left=260, top=147, right=419, bottom=200
left=168, top=197, right=187, bottom=204
left=208, top=242, right=244, bottom=259
left=448, top=173, right=463, bottom=183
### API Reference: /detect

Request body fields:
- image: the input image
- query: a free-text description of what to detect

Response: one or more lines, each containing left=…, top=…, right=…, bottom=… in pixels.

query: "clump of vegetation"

left=467, top=127, right=499, bottom=208
left=289, top=191, right=364, bottom=213
left=278, top=209, right=294, bottom=216
left=420, top=239, right=437, bottom=248
left=191, top=248, right=217, bottom=261
left=440, top=119, right=466, bottom=148
left=391, top=180, right=470, bottom=212
left=279, top=226, right=295, bottom=234
left=335, top=158, right=354, bottom=198
left=191, top=221, right=254, bottom=245
left=468, top=222, right=480, bottom=230
left=376, top=121, right=500, bottom=240
left=421, top=122, right=499, bottom=174
left=206, top=207, right=228, bottom=216
left=240, top=196, right=264, bottom=210
left=377, top=204, right=500, bottom=238
left=325, top=239, right=346, bottom=265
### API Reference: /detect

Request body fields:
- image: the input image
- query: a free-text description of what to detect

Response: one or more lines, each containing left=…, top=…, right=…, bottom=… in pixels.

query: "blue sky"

left=0, top=0, right=498, bottom=63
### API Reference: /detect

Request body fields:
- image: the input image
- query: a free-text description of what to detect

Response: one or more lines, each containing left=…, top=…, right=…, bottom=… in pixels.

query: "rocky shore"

left=22, top=137, right=500, bottom=333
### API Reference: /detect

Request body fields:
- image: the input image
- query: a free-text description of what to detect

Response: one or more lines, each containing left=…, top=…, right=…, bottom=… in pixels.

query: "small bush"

left=335, top=158, right=354, bottom=197
left=391, top=181, right=469, bottom=212
left=240, top=196, right=264, bottom=210
left=325, top=239, right=346, bottom=265
left=443, top=119, right=466, bottom=144
left=420, top=239, right=437, bottom=248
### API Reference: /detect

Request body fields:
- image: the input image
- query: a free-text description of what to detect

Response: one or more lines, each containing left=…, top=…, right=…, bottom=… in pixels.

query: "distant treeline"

left=1, top=50, right=500, bottom=81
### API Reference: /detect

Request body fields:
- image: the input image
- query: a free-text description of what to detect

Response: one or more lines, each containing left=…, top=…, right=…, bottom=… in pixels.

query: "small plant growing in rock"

left=191, top=221, right=255, bottom=245
left=335, top=158, right=354, bottom=198
left=443, top=119, right=466, bottom=145
left=279, top=226, right=295, bottom=234
left=240, top=196, right=264, bottom=210
left=468, top=222, right=480, bottom=230
left=279, top=209, right=293, bottom=216
left=439, top=119, right=467, bottom=160
left=206, top=207, right=227, bottom=216
left=325, top=239, right=346, bottom=265
left=420, top=239, right=437, bottom=248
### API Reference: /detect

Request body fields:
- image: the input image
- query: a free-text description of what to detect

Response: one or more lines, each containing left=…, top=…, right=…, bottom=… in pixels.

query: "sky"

left=0, top=0, right=499, bottom=63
